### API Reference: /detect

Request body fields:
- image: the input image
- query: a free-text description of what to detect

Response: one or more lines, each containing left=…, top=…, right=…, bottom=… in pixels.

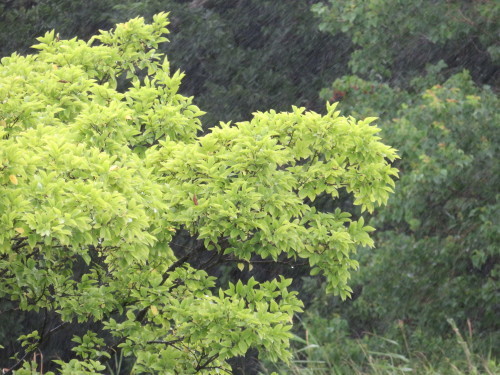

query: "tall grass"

left=260, top=317, right=498, bottom=375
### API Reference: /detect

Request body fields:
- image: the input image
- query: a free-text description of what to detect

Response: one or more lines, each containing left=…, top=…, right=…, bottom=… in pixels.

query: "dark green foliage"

left=366, top=72, right=498, bottom=335
left=313, top=0, right=499, bottom=86
left=112, top=0, right=351, bottom=125
left=316, top=69, right=499, bottom=357
left=0, top=0, right=117, bottom=56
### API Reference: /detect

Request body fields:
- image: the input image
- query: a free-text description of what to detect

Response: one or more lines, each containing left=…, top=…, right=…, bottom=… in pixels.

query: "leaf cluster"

left=0, top=14, right=397, bottom=373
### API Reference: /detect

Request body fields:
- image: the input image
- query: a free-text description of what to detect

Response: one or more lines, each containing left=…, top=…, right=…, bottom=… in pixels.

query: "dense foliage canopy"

left=313, top=0, right=499, bottom=85
left=0, top=14, right=398, bottom=374
left=320, top=70, right=499, bottom=335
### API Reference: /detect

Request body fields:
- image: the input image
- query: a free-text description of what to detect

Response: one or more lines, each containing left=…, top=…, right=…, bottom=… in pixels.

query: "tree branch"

left=146, top=338, right=184, bottom=346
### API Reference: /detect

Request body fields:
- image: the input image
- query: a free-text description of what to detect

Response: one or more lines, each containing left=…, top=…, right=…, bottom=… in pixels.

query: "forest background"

left=0, top=0, right=498, bottom=374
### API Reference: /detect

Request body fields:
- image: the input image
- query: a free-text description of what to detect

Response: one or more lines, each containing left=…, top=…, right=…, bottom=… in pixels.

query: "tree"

left=0, top=14, right=398, bottom=373
left=302, top=0, right=499, bottom=362
left=312, top=0, right=499, bottom=86
left=314, top=69, right=499, bottom=352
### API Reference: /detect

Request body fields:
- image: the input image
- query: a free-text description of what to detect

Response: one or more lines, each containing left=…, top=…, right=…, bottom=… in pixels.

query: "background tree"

left=113, top=0, right=353, bottom=126
left=0, top=0, right=116, bottom=56
left=0, top=15, right=397, bottom=374
left=312, top=0, right=499, bottom=86
left=319, top=69, right=499, bottom=334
